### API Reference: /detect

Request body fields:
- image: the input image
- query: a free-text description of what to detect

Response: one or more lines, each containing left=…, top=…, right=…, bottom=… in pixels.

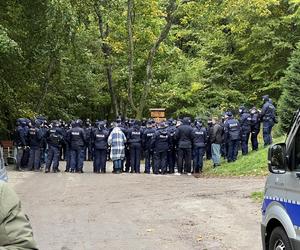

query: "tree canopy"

left=1, top=0, right=300, bottom=137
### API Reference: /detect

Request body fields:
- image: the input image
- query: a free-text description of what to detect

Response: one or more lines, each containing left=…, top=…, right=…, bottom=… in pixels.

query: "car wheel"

left=269, top=226, right=292, bottom=250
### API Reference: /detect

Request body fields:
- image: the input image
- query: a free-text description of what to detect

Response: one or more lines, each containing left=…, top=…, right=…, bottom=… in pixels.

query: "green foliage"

left=278, top=42, right=300, bottom=133
left=204, top=136, right=285, bottom=177
left=0, top=0, right=299, bottom=137
left=251, top=191, right=264, bottom=203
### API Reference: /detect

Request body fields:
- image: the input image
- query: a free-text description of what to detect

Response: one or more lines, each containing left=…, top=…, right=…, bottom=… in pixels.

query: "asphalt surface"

left=7, top=162, right=265, bottom=250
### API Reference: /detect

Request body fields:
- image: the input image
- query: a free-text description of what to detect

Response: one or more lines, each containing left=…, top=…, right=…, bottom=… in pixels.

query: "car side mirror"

left=268, top=143, right=287, bottom=174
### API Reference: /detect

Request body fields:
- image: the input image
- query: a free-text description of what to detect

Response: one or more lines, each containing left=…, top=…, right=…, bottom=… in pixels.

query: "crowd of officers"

left=14, top=95, right=276, bottom=175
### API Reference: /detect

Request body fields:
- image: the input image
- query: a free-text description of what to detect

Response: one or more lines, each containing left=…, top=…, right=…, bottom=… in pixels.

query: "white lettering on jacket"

left=72, top=132, right=80, bottom=135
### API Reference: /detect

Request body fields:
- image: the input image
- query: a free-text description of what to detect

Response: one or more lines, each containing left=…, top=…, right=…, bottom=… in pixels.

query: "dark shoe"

left=45, top=168, right=50, bottom=173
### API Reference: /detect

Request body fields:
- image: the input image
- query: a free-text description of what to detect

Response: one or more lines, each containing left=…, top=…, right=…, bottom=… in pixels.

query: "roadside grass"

left=251, top=191, right=264, bottom=203
left=203, top=136, right=285, bottom=177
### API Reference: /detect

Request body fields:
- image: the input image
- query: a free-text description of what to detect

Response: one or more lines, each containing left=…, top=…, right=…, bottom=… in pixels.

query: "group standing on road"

left=13, top=95, right=276, bottom=175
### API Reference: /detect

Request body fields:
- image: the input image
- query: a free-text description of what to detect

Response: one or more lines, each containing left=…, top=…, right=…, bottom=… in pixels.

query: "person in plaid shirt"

left=108, top=124, right=127, bottom=174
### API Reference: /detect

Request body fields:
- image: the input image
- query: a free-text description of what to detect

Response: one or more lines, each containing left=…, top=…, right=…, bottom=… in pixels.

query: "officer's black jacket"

left=175, top=122, right=193, bottom=149
left=47, top=127, right=63, bottom=147
left=127, top=127, right=143, bottom=147
left=251, top=113, right=261, bottom=131
left=142, top=128, right=156, bottom=150
left=15, top=126, right=28, bottom=147
left=28, top=127, right=43, bottom=148
left=225, top=118, right=241, bottom=141
left=151, top=128, right=170, bottom=153
left=92, top=128, right=109, bottom=150
left=239, top=112, right=252, bottom=132
left=192, top=126, right=207, bottom=148
left=67, top=126, right=86, bottom=149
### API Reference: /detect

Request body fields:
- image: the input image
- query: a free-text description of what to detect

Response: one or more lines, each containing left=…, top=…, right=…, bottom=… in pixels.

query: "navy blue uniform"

left=15, top=121, right=29, bottom=170
left=250, top=110, right=260, bottom=150
left=239, top=111, right=252, bottom=155
left=167, top=125, right=177, bottom=174
left=127, top=126, right=143, bottom=173
left=46, top=127, right=63, bottom=172
left=67, top=126, right=86, bottom=172
left=142, top=127, right=156, bottom=174
left=84, top=125, right=93, bottom=161
left=27, top=126, right=43, bottom=170
left=92, top=127, right=109, bottom=173
left=151, top=128, right=170, bottom=174
left=225, top=118, right=241, bottom=162
left=261, top=101, right=276, bottom=146
left=192, top=126, right=207, bottom=173
left=175, top=118, right=193, bottom=174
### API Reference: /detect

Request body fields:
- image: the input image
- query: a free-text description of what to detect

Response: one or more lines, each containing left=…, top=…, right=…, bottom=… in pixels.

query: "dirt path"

left=7, top=162, right=265, bottom=250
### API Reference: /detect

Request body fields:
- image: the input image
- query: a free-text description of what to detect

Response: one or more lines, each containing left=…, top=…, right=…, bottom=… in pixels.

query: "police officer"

left=84, top=119, right=93, bottom=161
left=151, top=122, right=170, bottom=175
left=27, top=120, right=43, bottom=171
left=225, top=112, right=241, bottom=163
left=206, top=119, right=213, bottom=160
left=127, top=120, right=143, bottom=173
left=123, top=119, right=132, bottom=172
left=175, top=117, right=193, bottom=175
left=261, top=95, right=276, bottom=146
left=250, top=107, right=261, bottom=151
left=239, top=106, right=252, bottom=155
left=67, top=119, right=86, bottom=173
left=45, top=121, right=63, bottom=173
left=92, top=121, right=109, bottom=173
left=14, top=119, right=29, bottom=171
left=142, top=121, right=155, bottom=174
left=192, top=119, right=207, bottom=173
left=167, top=119, right=177, bottom=174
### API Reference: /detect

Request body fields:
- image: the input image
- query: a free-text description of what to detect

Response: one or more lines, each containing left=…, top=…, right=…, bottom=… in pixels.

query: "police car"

left=261, top=110, right=300, bottom=250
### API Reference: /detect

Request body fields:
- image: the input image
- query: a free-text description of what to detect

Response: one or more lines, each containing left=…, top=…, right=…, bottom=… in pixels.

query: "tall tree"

left=278, top=42, right=300, bottom=133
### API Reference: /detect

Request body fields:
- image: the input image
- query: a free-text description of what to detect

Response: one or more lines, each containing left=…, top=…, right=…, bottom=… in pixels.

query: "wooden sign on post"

left=149, top=108, right=166, bottom=123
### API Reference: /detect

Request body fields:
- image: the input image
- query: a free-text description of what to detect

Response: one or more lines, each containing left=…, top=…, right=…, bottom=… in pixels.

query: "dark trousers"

left=144, top=149, right=153, bottom=174
left=251, top=130, right=259, bottom=150
left=206, top=142, right=212, bottom=160
left=154, top=151, right=167, bottom=174
left=70, top=147, right=84, bottom=171
left=228, top=140, right=239, bottom=162
left=263, top=120, right=274, bottom=146
left=125, top=147, right=130, bottom=172
left=167, top=148, right=176, bottom=173
left=94, top=149, right=107, bottom=173
left=193, top=147, right=205, bottom=173
left=130, top=145, right=141, bottom=173
left=16, top=147, right=25, bottom=170
left=46, top=146, right=60, bottom=171
left=241, top=131, right=250, bottom=155
left=177, top=148, right=192, bottom=173
left=28, top=148, right=41, bottom=170
left=65, top=145, right=71, bottom=171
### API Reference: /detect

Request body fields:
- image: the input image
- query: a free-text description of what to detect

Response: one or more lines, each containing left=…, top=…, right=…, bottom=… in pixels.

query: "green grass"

left=203, top=136, right=285, bottom=177
left=251, top=191, right=264, bottom=203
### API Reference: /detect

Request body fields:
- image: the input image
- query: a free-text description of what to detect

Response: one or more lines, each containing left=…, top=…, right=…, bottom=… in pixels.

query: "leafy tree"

left=278, top=42, right=300, bottom=133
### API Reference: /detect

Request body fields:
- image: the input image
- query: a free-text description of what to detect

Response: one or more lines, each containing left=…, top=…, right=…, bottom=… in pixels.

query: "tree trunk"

left=94, top=1, right=119, bottom=118
left=136, top=0, right=178, bottom=119
left=127, top=0, right=137, bottom=113
left=35, top=54, right=57, bottom=113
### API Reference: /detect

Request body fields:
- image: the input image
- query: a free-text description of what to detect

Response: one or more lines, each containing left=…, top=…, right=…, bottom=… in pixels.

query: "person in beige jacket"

left=0, top=181, right=38, bottom=249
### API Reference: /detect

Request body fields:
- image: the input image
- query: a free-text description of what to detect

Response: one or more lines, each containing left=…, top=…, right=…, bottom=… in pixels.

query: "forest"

left=1, top=0, right=300, bottom=137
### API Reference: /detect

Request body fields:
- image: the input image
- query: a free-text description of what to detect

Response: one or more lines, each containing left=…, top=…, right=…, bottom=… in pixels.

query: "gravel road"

left=7, top=162, right=265, bottom=250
